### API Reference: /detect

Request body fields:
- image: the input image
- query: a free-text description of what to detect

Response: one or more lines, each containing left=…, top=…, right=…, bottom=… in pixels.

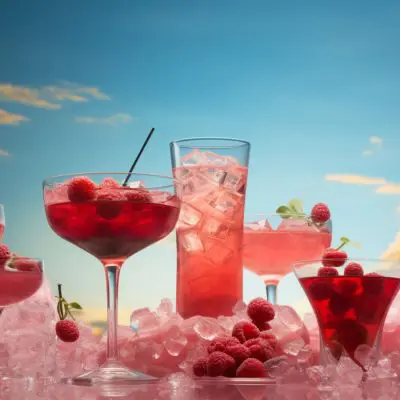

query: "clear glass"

left=243, top=214, right=332, bottom=304
left=43, top=172, right=181, bottom=386
left=293, top=258, right=400, bottom=370
left=0, top=204, right=5, bottom=241
left=170, top=138, right=250, bottom=318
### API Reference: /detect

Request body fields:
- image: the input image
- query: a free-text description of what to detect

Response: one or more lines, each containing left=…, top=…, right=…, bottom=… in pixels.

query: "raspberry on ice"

left=247, top=297, right=275, bottom=324
left=259, top=332, right=278, bottom=350
left=192, top=357, right=208, bottom=377
left=232, top=321, right=260, bottom=343
left=206, top=351, right=236, bottom=377
left=207, top=336, right=240, bottom=354
left=236, top=358, right=266, bottom=378
left=247, top=343, right=274, bottom=362
left=224, top=344, right=251, bottom=366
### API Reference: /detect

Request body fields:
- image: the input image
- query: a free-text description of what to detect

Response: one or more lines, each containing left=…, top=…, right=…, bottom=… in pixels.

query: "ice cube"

left=354, top=344, right=378, bottom=369
left=336, top=355, right=363, bottom=385
left=193, top=317, right=223, bottom=341
left=202, top=167, right=227, bottom=186
left=204, top=239, right=234, bottom=265
left=282, top=337, right=305, bottom=357
left=130, top=308, right=160, bottom=335
left=232, top=300, right=248, bottom=319
left=203, top=151, right=238, bottom=166
left=181, top=149, right=207, bottom=166
left=244, top=219, right=272, bottom=231
left=178, top=203, right=203, bottom=229
left=222, top=169, right=246, bottom=193
left=209, top=190, right=243, bottom=217
left=297, top=345, right=313, bottom=364
left=163, top=326, right=188, bottom=357
left=180, top=231, right=204, bottom=253
left=157, top=298, right=174, bottom=320
left=265, top=356, right=291, bottom=378
left=126, top=180, right=145, bottom=188
left=202, top=217, right=230, bottom=239
left=277, top=218, right=317, bottom=232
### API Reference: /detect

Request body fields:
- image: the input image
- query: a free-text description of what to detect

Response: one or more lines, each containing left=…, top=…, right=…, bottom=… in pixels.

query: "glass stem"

left=104, top=264, right=121, bottom=361
left=265, top=284, right=277, bottom=304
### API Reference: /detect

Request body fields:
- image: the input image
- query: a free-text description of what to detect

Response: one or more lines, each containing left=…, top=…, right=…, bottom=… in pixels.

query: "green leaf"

left=69, top=302, right=83, bottom=310
left=340, top=237, right=350, bottom=245
left=288, top=198, right=304, bottom=214
left=276, top=205, right=292, bottom=219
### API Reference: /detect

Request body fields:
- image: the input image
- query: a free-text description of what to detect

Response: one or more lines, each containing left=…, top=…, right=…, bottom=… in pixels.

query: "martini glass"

left=43, top=172, right=181, bottom=386
left=243, top=214, right=332, bottom=304
left=0, top=204, right=5, bottom=241
left=294, top=258, right=400, bottom=369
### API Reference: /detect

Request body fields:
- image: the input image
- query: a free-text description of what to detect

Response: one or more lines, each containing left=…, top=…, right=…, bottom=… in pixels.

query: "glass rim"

left=245, top=213, right=332, bottom=220
left=43, top=172, right=179, bottom=188
left=293, top=258, right=399, bottom=268
left=170, top=137, right=250, bottom=150
left=1, top=256, right=44, bottom=272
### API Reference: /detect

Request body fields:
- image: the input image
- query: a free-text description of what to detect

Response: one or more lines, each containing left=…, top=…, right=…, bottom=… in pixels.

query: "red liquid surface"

left=300, top=275, right=400, bottom=366
left=46, top=201, right=180, bottom=262
left=0, top=268, right=42, bottom=307
left=0, top=223, right=4, bottom=241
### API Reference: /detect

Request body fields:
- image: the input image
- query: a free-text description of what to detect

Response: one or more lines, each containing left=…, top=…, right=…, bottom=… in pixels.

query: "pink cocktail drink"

left=294, top=259, right=400, bottom=369
left=171, top=139, right=250, bottom=319
left=243, top=215, right=332, bottom=303
left=0, top=258, right=43, bottom=307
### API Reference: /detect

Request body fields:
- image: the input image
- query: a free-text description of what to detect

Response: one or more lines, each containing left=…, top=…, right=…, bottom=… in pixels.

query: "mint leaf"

left=276, top=205, right=292, bottom=219
left=288, top=198, right=304, bottom=214
left=69, top=302, right=83, bottom=310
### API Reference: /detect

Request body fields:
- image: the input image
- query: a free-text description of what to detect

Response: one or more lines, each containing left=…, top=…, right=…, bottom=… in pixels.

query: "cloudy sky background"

left=1, top=0, right=399, bottom=323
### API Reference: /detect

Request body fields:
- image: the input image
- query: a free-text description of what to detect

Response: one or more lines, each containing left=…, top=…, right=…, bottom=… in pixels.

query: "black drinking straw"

left=123, top=127, right=155, bottom=186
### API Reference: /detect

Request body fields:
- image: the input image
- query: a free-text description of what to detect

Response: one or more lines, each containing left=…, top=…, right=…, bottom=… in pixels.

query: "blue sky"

left=1, top=0, right=400, bottom=322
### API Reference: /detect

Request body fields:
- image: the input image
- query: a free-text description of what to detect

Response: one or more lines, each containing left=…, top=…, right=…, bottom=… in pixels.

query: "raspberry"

left=192, top=357, right=208, bottom=377
left=206, top=351, right=236, bottom=377
left=0, top=244, right=11, bottom=260
left=363, top=273, right=384, bottom=295
left=207, top=336, right=240, bottom=354
left=125, top=189, right=151, bottom=203
left=224, top=344, right=251, bottom=366
left=318, top=267, right=339, bottom=277
left=247, top=343, right=274, bottom=362
left=311, top=203, right=331, bottom=224
left=309, top=280, right=333, bottom=300
left=232, top=321, right=260, bottom=343
left=356, top=295, right=380, bottom=324
left=236, top=358, right=266, bottom=378
left=344, top=262, right=364, bottom=277
left=56, top=320, right=80, bottom=342
left=336, top=279, right=359, bottom=297
left=247, top=298, right=275, bottom=325
left=322, top=248, right=347, bottom=267
left=329, top=292, right=351, bottom=316
left=259, top=332, right=278, bottom=350
left=67, top=176, right=97, bottom=203
left=100, top=177, right=121, bottom=189
left=96, top=190, right=124, bottom=219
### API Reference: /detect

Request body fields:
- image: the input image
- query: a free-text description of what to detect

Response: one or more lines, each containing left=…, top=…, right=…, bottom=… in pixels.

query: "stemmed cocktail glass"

left=243, top=214, right=332, bottom=304
left=0, top=204, right=5, bottom=241
left=294, top=258, right=400, bottom=370
left=43, top=173, right=181, bottom=386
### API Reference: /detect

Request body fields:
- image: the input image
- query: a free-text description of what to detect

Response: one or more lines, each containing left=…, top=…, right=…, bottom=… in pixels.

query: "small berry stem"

left=336, top=242, right=346, bottom=251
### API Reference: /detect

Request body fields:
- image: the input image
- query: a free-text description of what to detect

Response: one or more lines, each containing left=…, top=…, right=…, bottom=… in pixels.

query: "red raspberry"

left=100, top=177, right=121, bottom=189
left=56, top=320, right=80, bottom=343
left=318, top=267, right=339, bottom=277
left=363, top=273, right=384, bottom=295
left=224, top=344, right=251, bottom=366
left=232, top=321, right=260, bottom=343
left=67, top=176, right=97, bottom=203
left=247, top=297, right=275, bottom=325
left=0, top=244, right=11, bottom=260
left=247, top=343, right=274, bottom=362
left=311, top=203, right=331, bottom=224
left=206, top=351, right=236, bottom=377
left=336, top=279, right=359, bottom=297
left=344, top=262, right=364, bottom=277
left=356, top=295, right=380, bottom=324
left=192, top=357, right=208, bottom=377
left=309, top=280, right=333, bottom=300
left=236, top=358, right=266, bottom=378
left=96, top=190, right=124, bottom=219
left=329, top=292, right=351, bottom=316
left=322, top=248, right=347, bottom=267
left=207, top=336, right=240, bottom=354
left=125, top=189, right=151, bottom=203
left=259, top=332, right=278, bottom=350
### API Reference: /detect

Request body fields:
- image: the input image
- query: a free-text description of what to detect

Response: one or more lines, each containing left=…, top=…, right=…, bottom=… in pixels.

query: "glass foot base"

left=61, top=361, right=158, bottom=387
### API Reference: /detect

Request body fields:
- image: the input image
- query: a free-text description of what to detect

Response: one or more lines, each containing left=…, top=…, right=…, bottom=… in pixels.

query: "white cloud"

left=376, top=184, right=400, bottom=195
left=0, top=108, right=29, bottom=126
left=0, top=148, right=10, bottom=157
left=382, top=233, right=400, bottom=261
left=362, top=150, right=373, bottom=157
left=370, top=136, right=383, bottom=146
left=324, top=174, right=386, bottom=185
left=0, top=83, right=110, bottom=110
left=75, top=113, right=133, bottom=127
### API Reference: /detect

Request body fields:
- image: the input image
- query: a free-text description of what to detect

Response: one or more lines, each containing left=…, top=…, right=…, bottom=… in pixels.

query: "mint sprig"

left=56, top=284, right=83, bottom=321
left=276, top=198, right=306, bottom=219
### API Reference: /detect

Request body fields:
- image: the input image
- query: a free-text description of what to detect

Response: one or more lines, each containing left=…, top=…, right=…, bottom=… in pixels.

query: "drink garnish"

left=55, top=283, right=82, bottom=342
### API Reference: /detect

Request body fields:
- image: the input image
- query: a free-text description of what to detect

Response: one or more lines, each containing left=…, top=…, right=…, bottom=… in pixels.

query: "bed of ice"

left=2, top=280, right=400, bottom=399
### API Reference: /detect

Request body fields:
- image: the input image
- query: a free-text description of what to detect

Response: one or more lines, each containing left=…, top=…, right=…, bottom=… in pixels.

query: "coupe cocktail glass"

left=0, top=205, right=5, bottom=241
left=171, top=138, right=250, bottom=319
left=294, top=259, right=400, bottom=369
left=243, top=214, right=332, bottom=304
left=43, top=173, right=181, bottom=386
